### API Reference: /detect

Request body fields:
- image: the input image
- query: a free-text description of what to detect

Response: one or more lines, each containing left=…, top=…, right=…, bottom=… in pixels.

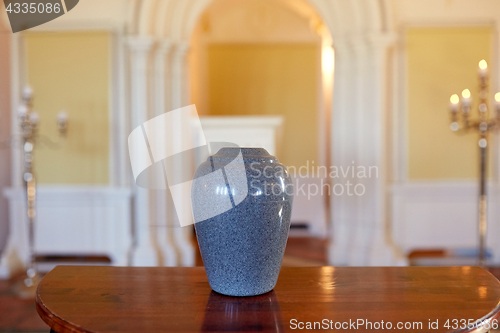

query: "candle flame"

left=479, top=59, right=488, bottom=70
left=462, top=89, right=471, bottom=99
left=450, top=94, right=459, bottom=104
left=496, top=92, right=500, bottom=102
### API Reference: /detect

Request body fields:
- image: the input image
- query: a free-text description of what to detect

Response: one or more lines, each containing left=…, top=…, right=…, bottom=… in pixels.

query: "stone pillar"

left=127, top=36, right=160, bottom=266
left=170, top=42, right=195, bottom=267
left=329, top=38, right=357, bottom=266
left=153, top=40, right=177, bottom=266
left=347, top=38, right=371, bottom=266
left=328, top=34, right=397, bottom=266
left=366, top=33, right=397, bottom=266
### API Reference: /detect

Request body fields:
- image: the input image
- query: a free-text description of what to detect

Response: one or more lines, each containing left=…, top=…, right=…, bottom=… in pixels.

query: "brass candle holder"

left=449, top=60, right=500, bottom=267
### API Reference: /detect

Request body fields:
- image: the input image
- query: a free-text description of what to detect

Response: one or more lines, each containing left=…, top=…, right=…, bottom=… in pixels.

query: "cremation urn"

left=191, top=147, right=293, bottom=296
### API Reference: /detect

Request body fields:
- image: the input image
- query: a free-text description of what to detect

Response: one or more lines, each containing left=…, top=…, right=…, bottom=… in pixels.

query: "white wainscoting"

left=391, top=182, right=500, bottom=264
left=0, top=186, right=132, bottom=278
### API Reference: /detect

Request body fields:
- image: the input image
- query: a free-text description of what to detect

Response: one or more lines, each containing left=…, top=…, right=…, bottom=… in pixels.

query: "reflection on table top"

left=36, top=266, right=500, bottom=332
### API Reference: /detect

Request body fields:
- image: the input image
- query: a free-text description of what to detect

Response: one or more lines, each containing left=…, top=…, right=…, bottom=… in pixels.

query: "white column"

left=366, top=33, right=397, bottom=266
left=170, top=42, right=195, bottom=267
left=127, top=36, right=160, bottom=267
left=171, top=42, right=190, bottom=109
left=110, top=32, right=130, bottom=188
left=328, top=38, right=358, bottom=266
left=347, top=38, right=371, bottom=266
left=153, top=40, right=177, bottom=266
left=328, top=33, right=397, bottom=266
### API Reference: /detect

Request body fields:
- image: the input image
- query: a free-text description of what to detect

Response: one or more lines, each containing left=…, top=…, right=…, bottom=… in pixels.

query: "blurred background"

left=2, top=1, right=500, bottom=327
left=3, top=0, right=500, bottom=329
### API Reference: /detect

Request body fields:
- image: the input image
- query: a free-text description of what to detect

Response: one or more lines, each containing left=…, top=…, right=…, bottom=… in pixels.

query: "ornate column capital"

left=367, top=32, right=397, bottom=49
left=172, top=41, right=191, bottom=58
left=126, top=36, right=155, bottom=53
left=156, top=39, right=173, bottom=55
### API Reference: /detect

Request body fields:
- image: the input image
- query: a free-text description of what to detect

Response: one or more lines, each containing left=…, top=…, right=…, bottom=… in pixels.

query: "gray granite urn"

left=191, top=147, right=293, bottom=296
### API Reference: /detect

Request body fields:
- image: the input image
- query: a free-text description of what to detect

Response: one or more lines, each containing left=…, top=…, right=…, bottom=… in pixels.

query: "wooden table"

left=36, top=266, right=500, bottom=332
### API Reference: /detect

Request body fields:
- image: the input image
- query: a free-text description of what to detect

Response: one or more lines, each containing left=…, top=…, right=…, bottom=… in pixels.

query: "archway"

left=189, top=0, right=334, bottom=239
left=129, top=0, right=397, bottom=267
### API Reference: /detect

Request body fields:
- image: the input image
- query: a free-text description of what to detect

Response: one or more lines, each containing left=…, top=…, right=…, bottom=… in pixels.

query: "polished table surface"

left=36, top=266, right=500, bottom=333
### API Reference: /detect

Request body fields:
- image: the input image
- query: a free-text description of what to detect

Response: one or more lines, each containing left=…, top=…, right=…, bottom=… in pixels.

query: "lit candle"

left=57, top=111, right=68, bottom=122
left=29, top=112, right=39, bottom=125
left=462, top=89, right=471, bottom=107
left=478, top=60, right=488, bottom=78
left=495, top=92, right=500, bottom=113
left=450, top=94, right=459, bottom=111
left=22, top=85, right=33, bottom=100
left=18, top=104, right=28, bottom=117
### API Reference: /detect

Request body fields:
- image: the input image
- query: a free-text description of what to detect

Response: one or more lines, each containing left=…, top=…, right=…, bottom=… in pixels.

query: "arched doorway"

left=129, top=0, right=397, bottom=267
left=189, top=0, right=334, bottom=237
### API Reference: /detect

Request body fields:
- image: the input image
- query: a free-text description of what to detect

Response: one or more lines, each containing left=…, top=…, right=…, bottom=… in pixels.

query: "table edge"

left=34, top=266, right=500, bottom=333
left=36, top=284, right=95, bottom=333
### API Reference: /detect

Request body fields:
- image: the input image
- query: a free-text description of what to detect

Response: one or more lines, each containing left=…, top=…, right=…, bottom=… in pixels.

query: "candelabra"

left=449, top=60, right=500, bottom=267
left=1, top=86, right=68, bottom=297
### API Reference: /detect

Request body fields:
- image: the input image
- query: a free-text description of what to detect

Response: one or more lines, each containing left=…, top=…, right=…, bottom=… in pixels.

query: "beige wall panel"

left=207, top=44, right=319, bottom=168
left=25, top=31, right=110, bottom=184
left=407, top=27, right=493, bottom=180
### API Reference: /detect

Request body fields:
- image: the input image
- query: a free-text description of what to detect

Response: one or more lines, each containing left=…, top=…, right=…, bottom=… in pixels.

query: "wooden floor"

left=0, top=276, right=48, bottom=333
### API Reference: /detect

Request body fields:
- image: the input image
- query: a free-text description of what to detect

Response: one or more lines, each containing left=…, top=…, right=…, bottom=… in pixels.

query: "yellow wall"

left=25, top=31, right=110, bottom=184
left=207, top=44, right=319, bottom=168
left=407, top=27, right=493, bottom=180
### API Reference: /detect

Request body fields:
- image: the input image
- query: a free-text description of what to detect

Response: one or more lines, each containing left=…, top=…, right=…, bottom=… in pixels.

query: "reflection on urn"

left=201, top=290, right=284, bottom=332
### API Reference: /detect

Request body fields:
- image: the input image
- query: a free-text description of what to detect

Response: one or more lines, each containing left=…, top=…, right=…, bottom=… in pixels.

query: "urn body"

left=191, top=148, right=293, bottom=296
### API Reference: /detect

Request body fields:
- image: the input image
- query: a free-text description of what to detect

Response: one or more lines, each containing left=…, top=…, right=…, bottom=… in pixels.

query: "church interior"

left=2, top=0, right=500, bottom=331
